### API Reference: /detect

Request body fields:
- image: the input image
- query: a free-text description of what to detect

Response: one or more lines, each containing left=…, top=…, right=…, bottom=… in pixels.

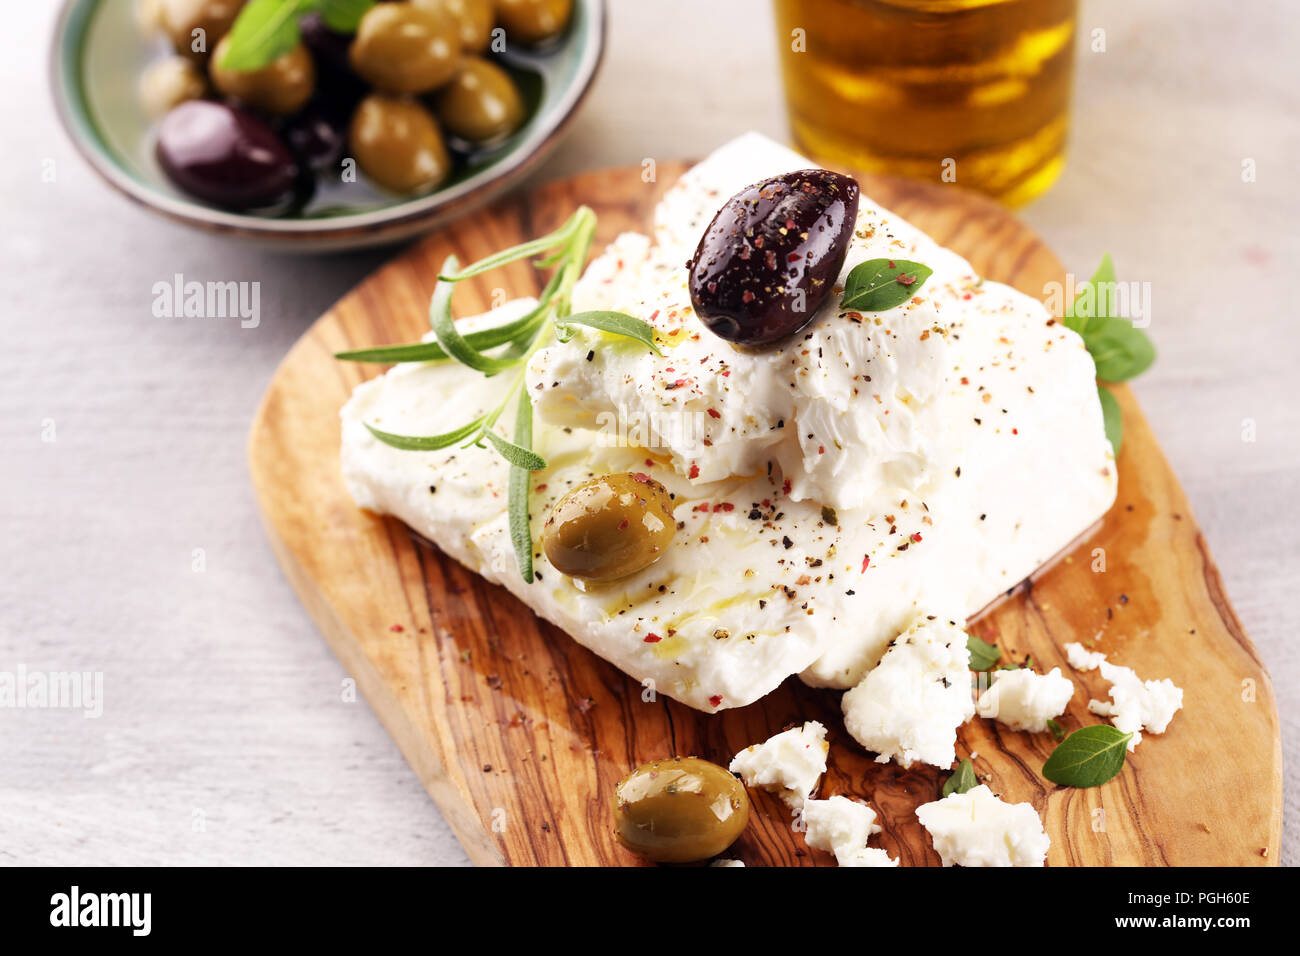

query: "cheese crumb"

left=840, top=847, right=899, bottom=867
left=976, top=667, right=1074, bottom=732
left=801, top=795, right=895, bottom=867
left=710, top=859, right=745, bottom=867
left=1064, top=641, right=1107, bottom=671
left=729, top=721, right=829, bottom=807
left=841, top=616, right=975, bottom=768
left=1088, top=660, right=1184, bottom=750
left=916, top=784, right=1050, bottom=867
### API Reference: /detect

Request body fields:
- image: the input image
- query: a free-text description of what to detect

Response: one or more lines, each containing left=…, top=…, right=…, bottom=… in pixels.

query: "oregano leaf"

left=1042, top=724, right=1133, bottom=788
left=941, top=758, right=978, bottom=797
left=841, top=258, right=933, bottom=312
left=967, top=633, right=1000, bottom=672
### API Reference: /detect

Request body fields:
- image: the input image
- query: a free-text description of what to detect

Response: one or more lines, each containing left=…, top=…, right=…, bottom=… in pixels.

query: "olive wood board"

left=248, top=162, right=1282, bottom=866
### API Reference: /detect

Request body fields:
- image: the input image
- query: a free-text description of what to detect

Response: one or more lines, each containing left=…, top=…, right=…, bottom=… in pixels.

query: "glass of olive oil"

left=773, top=0, right=1079, bottom=206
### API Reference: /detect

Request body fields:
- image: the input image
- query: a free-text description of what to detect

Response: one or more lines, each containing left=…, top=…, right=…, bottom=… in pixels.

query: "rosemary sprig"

left=338, top=206, right=660, bottom=582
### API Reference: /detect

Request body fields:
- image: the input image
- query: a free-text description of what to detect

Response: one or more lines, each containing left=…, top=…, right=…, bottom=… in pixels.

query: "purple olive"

left=283, top=101, right=347, bottom=173
left=156, top=100, right=299, bottom=211
left=688, top=169, right=860, bottom=347
left=299, top=12, right=367, bottom=106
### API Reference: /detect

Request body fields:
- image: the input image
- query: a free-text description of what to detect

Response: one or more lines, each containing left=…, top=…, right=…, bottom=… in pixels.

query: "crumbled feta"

left=840, top=847, right=899, bottom=867
left=1063, top=644, right=1183, bottom=749
left=915, top=785, right=1050, bottom=867
left=801, top=795, right=884, bottom=866
left=1064, top=641, right=1107, bottom=671
left=841, top=616, right=975, bottom=768
left=976, top=667, right=1074, bottom=733
left=729, top=721, right=829, bottom=807
left=710, top=859, right=745, bottom=867
left=1088, top=660, right=1184, bottom=750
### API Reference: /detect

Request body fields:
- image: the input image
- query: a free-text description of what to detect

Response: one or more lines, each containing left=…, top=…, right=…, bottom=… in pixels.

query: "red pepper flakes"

left=715, top=502, right=735, bottom=512
left=910, top=532, right=922, bottom=542
left=709, top=694, right=723, bottom=708
left=707, top=408, right=721, bottom=419
left=645, top=459, right=655, bottom=467
left=536, top=483, right=548, bottom=491
left=861, top=554, right=870, bottom=572
left=389, top=624, right=404, bottom=632
left=688, top=463, right=700, bottom=479
left=782, top=478, right=792, bottom=495
left=618, top=519, right=629, bottom=530
left=632, top=472, right=653, bottom=483
left=887, top=260, right=895, bottom=268
left=1012, top=428, right=1019, bottom=435
left=818, top=445, right=825, bottom=455
left=643, top=633, right=662, bottom=643
left=741, top=290, right=755, bottom=304
left=897, top=273, right=916, bottom=286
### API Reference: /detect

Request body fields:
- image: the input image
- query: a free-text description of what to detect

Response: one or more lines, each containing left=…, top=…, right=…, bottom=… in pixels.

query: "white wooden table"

left=2, top=0, right=1294, bottom=865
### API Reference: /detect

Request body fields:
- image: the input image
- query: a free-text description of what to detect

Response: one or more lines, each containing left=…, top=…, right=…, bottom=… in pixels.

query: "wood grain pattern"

left=248, top=163, right=1282, bottom=866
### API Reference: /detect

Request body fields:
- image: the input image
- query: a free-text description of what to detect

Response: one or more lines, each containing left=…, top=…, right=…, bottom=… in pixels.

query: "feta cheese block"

left=1065, top=646, right=1183, bottom=750
left=802, top=795, right=893, bottom=867
left=728, top=721, right=828, bottom=807
left=339, top=132, right=1117, bottom=711
left=840, top=616, right=975, bottom=768
left=975, top=667, right=1074, bottom=733
left=916, top=785, right=1050, bottom=867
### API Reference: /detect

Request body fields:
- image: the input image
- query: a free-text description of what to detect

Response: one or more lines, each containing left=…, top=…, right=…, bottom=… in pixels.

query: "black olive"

left=688, top=169, right=859, bottom=347
left=283, top=101, right=347, bottom=173
left=156, top=101, right=299, bottom=211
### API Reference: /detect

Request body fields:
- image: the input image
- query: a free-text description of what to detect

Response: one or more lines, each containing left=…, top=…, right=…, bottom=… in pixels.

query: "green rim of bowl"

left=51, top=0, right=606, bottom=244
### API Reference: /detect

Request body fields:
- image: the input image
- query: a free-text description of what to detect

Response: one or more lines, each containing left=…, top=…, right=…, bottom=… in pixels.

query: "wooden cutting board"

left=249, top=163, right=1282, bottom=866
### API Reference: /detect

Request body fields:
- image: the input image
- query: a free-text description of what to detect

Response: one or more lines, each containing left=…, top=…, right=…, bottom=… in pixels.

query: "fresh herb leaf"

left=559, top=311, right=663, bottom=356
left=217, top=0, right=309, bottom=72
left=1042, top=724, right=1133, bottom=788
left=483, top=428, right=547, bottom=471
left=942, top=758, right=978, bottom=797
left=317, top=0, right=373, bottom=32
left=429, top=258, right=529, bottom=374
left=1046, top=718, right=1067, bottom=742
left=439, top=221, right=579, bottom=282
left=841, top=258, right=933, bottom=312
left=967, top=633, right=1000, bottom=672
left=1064, top=255, right=1155, bottom=383
left=365, top=417, right=486, bottom=452
left=507, top=388, right=537, bottom=583
left=1064, top=254, right=1116, bottom=338
left=1088, top=318, right=1156, bottom=382
left=1098, top=385, right=1123, bottom=455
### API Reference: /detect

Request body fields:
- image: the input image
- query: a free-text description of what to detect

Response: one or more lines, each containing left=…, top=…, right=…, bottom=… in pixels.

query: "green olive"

left=159, top=0, right=245, bottom=61
left=542, top=473, right=676, bottom=582
left=614, top=758, right=750, bottom=863
left=412, top=0, right=494, bottom=52
left=495, top=0, right=572, bottom=47
left=349, top=95, right=450, bottom=195
left=139, top=55, right=208, bottom=118
left=210, top=37, right=314, bottom=115
left=433, top=57, right=525, bottom=145
left=349, top=3, right=462, bottom=95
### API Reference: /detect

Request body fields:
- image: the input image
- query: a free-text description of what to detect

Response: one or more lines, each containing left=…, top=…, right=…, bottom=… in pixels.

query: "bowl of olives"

left=51, top=0, right=605, bottom=251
